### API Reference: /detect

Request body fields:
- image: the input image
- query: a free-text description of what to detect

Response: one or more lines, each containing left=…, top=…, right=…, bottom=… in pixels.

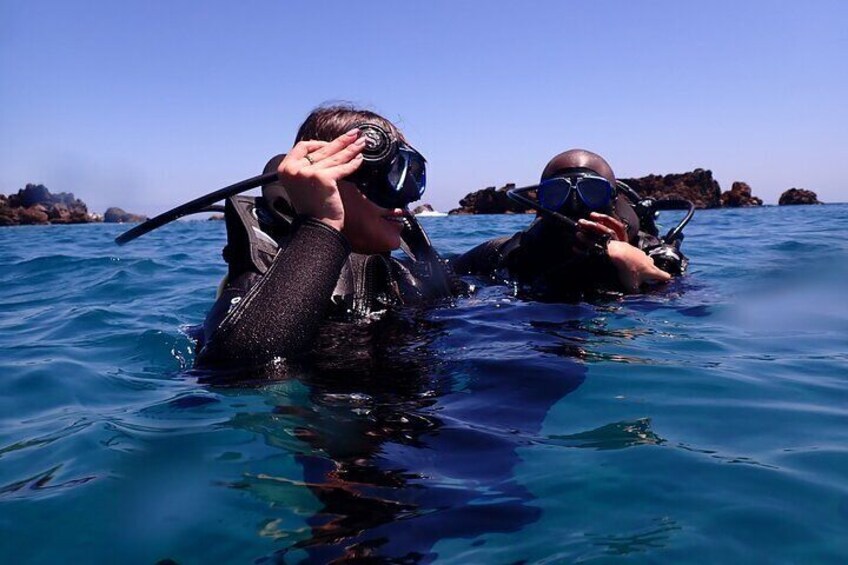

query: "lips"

left=382, top=208, right=405, bottom=224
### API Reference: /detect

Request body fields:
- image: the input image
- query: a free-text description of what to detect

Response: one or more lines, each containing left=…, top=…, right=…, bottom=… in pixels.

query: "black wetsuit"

left=451, top=195, right=672, bottom=299
left=195, top=196, right=460, bottom=369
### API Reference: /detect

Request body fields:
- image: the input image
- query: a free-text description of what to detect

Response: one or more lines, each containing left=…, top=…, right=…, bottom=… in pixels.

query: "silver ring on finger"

left=304, top=154, right=315, bottom=165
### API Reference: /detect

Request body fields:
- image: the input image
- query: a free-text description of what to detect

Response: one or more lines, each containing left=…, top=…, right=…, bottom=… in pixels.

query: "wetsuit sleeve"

left=449, top=235, right=515, bottom=276
left=196, top=217, right=350, bottom=368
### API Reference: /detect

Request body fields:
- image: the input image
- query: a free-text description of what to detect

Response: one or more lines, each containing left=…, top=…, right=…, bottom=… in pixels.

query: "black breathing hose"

left=114, top=171, right=278, bottom=245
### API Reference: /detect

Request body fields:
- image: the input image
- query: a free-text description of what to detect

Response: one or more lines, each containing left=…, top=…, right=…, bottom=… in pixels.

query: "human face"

left=338, top=180, right=405, bottom=254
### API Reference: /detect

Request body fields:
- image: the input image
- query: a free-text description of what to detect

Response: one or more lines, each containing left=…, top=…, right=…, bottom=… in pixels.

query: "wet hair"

left=263, top=104, right=403, bottom=218
left=294, top=104, right=405, bottom=144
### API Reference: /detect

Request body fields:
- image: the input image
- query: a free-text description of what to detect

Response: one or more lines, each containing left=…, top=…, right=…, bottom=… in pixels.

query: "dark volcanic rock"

left=0, top=184, right=94, bottom=226
left=18, top=206, right=50, bottom=225
left=449, top=183, right=535, bottom=215
left=619, top=169, right=722, bottom=209
left=104, top=207, right=147, bottom=223
left=412, top=203, right=435, bottom=215
left=720, top=181, right=763, bottom=207
left=779, top=188, right=821, bottom=205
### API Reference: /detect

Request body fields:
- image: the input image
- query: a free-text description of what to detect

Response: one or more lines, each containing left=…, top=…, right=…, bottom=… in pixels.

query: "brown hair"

left=263, top=104, right=403, bottom=217
left=294, top=104, right=405, bottom=144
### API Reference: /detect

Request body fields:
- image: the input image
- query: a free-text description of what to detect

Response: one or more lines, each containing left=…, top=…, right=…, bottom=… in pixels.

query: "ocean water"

left=1, top=205, right=847, bottom=563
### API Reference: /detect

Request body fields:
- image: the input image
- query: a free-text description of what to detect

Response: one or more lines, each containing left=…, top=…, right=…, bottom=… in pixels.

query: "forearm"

left=197, top=217, right=350, bottom=368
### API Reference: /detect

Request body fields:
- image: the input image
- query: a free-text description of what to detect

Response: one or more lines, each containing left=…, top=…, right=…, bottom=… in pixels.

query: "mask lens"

left=386, top=152, right=406, bottom=190
left=403, top=148, right=426, bottom=198
left=362, top=147, right=426, bottom=209
left=575, top=177, right=614, bottom=210
left=538, top=178, right=573, bottom=211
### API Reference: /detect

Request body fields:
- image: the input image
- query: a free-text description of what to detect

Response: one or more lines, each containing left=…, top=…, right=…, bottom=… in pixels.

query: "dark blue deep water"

left=2, top=205, right=847, bottom=563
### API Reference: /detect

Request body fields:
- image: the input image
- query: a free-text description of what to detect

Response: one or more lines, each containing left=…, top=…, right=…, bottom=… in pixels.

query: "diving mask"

left=538, top=173, right=615, bottom=215
left=347, top=123, right=427, bottom=210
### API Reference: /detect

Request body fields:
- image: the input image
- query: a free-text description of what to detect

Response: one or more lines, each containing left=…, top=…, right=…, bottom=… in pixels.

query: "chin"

left=348, top=229, right=402, bottom=255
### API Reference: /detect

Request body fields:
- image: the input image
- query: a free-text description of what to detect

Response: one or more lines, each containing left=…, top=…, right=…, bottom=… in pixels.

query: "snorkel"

left=115, top=123, right=427, bottom=246
left=506, top=148, right=695, bottom=274
left=506, top=166, right=618, bottom=256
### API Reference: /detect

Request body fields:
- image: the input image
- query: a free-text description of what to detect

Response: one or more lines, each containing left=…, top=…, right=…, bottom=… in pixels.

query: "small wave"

left=0, top=464, right=97, bottom=500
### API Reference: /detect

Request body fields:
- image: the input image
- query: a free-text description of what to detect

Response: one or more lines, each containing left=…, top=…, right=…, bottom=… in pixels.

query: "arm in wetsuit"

left=196, top=217, right=350, bottom=369
left=451, top=217, right=669, bottom=294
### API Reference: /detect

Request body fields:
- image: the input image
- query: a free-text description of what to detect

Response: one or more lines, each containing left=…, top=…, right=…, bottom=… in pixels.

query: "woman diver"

left=194, top=105, right=461, bottom=370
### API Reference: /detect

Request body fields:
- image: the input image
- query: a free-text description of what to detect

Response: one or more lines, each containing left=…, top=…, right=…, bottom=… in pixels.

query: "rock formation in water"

left=618, top=169, right=723, bottom=209
left=778, top=188, right=821, bottom=205
left=412, top=204, right=435, bottom=215
left=449, top=183, right=535, bottom=215
left=451, top=169, right=771, bottom=213
left=103, top=207, right=148, bottom=223
left=0, top=184, right=94, bottom=226
left=719, top=181, right=763, bottom=207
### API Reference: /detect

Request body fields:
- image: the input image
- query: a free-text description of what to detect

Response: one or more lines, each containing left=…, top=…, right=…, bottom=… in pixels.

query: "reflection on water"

left=219, top=304, right=598, bottom=562
left=585, top=516, right=682, bottom=556
left=6, top=209, right=847, bottom=562
left=204, top=292, right=691, bottom=562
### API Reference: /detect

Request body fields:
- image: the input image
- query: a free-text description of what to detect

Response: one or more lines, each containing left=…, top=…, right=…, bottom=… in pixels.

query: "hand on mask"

left=571, top=212, right=628, bottom=255
left=276, top=130, right=367, bottom=231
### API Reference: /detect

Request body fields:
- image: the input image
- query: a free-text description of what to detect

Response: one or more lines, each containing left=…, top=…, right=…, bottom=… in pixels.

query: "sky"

left=1, top=0, right=847, bottom=215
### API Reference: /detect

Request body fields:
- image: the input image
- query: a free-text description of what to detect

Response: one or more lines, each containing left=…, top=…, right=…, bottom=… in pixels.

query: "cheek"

left=339, top=185, right=401, bottom=254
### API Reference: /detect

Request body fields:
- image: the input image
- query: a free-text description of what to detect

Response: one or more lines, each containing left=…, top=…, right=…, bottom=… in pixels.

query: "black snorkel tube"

left=114, top=170, right=279, bottom=245
left=506, top=184, right=610, bottom=255
left=506, top=181, right=695, bottom=246
left=615, top=181, right=694, bottom=244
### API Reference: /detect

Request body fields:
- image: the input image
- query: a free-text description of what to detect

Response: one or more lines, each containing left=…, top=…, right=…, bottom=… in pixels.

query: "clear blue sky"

left=2, top=0, right=846, bottom=214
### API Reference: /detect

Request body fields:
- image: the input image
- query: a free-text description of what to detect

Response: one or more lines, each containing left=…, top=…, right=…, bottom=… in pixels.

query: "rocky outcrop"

left=451, top=170, right=735, bottom=214
left=779, top=188, right=821, bottom=205
left=0, top=184, right=94, bottom=226
left=449, top=183, right=535, bottom=215
left=412, top=204, right=435, bottom=215
left=103, top=207, right=147, bottom=223
left=720, top=181, right=763, bottom=207
left=619, top=169, right=722, bottom=209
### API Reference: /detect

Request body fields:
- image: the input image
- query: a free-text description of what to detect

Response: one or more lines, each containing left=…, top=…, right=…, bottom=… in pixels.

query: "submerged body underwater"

left=1, top=205, right=847, bottom=563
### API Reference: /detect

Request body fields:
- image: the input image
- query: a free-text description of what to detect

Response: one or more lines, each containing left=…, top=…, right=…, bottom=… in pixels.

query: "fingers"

left=279, top=141, right=327, bottom=175
left=285, top=140, right=327, bottom=163
left=645, top=259, right=672, bottom=283
left=577, top=218, right=619, bottom=241
left=305, top=129, right=362, bottom=164
left=331, top=153, right=365, bottom=177
left=317, top=136, right=367, bottom=169
left=589, top=212, right=628, bottom=241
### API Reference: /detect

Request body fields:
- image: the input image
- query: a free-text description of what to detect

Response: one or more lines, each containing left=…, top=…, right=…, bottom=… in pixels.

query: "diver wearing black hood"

left=452, top=149, right=689, bottom=298
left=194, top=106, right=464, bottom=370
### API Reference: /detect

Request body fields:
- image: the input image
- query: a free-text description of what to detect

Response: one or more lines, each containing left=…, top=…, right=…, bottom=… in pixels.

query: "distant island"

left=0, top=184, right=146, bottom=226
left=0, top=174, right=825, bottom=227
left=448, top=169, right=822, bottom=214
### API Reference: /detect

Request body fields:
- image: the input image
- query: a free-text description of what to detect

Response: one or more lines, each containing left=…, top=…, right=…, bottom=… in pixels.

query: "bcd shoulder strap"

left=222, top=195, right=288, bottom=279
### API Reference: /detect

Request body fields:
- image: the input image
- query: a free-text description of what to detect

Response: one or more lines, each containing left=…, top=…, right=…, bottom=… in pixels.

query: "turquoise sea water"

left=1, top=205, right=847, bottom=563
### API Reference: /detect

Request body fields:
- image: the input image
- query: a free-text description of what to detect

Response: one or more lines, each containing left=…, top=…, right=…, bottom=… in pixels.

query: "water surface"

left=1, top=205, right=846, bottom=563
